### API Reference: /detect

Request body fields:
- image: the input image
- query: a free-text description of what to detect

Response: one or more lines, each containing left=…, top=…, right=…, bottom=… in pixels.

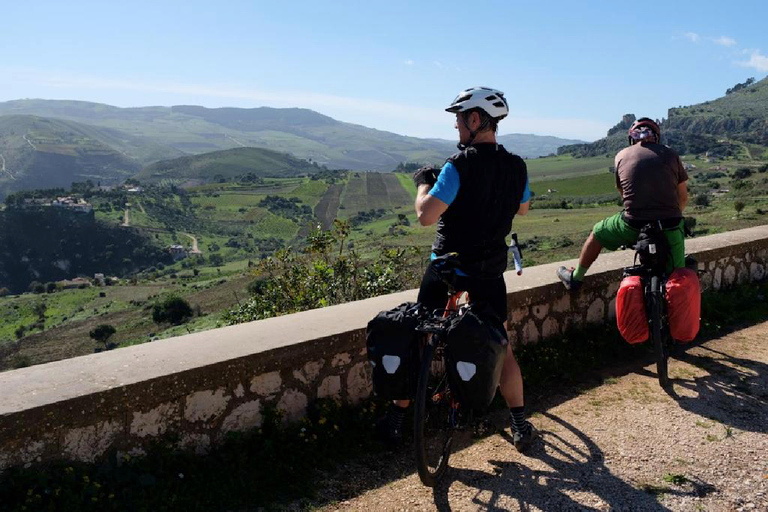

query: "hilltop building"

left=168, top=244, right=188, bottom=261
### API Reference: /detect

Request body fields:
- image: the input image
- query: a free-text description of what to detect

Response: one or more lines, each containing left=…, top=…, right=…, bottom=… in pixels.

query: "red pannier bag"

left=616, top=275, right=648, bottom=344
left=665, top=268, right=700, bottom=343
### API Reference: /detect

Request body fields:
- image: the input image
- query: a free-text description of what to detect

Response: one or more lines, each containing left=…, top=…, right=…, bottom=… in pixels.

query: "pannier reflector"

left=382, top=355, right=401, bottom=374
left=456, top=361, right=477, bottom=382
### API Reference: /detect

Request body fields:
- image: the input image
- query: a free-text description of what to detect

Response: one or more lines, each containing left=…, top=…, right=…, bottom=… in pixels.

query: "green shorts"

left=592, top=213, right=685, bottom=270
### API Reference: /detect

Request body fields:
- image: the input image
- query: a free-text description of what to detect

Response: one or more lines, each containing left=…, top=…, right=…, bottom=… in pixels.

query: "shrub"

left=694, top=193, right=710, bottom=207
left=152, top=296, right=193, bottom=325
left=28, top=281, right=45, bottom=294
left=0, top=287, right=10, bottom=297
left=733, top=167, right=752, bottom=180
left=45, top=282, right=57, bottom=294
left=89, top=324, right=117, bottom=350
left=209, top=253, right=224, bottom=266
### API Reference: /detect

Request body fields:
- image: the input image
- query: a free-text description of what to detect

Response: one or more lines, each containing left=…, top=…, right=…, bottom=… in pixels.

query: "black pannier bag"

left=445, top=302, right=508, bottom=411
left=366, top=302, right=422, bottom=400
left=634, top=222, right=670, bottom=272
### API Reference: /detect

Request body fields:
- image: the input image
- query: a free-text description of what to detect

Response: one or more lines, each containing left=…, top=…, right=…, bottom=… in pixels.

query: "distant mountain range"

left=0, top=99, right=584, bottom=197
left=559, top=76, right=768, bottom=158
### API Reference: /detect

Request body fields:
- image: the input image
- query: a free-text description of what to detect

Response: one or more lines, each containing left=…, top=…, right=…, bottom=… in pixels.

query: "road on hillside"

left=311, top=323, right=768, bottom=512
left=121, top=208, right=130, bottom=227
left=182, top=232, right=202, bottom=254
left=22, top=134, right=37, bottom=150
left=0, top=153, right=14, bottom=180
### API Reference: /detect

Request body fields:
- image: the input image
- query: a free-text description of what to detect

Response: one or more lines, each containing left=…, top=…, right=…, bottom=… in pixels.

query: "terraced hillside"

left=0, top=115, right=142, bottom=199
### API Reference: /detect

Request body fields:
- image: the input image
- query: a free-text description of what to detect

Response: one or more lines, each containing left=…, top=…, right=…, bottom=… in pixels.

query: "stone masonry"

left=1, top=226, right=767, bottom=471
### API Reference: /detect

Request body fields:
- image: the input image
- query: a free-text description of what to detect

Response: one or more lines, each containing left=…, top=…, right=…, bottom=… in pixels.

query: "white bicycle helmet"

left=445, top=87, right=509, bottom=120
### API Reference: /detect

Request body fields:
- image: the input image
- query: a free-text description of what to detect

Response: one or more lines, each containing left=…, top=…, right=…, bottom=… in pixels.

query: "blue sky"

left=1, top=0, right=766, bottom=141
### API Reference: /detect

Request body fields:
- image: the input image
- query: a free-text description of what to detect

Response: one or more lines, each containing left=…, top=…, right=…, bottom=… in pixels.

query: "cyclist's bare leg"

left=498, top=343, right=524, bottom=407
left=394, top=399, right=409, bottom=408
left=578, top=231, right=603, bottom=269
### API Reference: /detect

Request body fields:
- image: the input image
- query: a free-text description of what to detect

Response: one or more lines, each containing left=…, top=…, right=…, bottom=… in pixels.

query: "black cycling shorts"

left=417, top=260, right=507, bottom=322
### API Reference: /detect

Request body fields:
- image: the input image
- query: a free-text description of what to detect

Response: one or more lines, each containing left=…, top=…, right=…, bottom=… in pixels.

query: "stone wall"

left=1, top=226, right=767, bottom=471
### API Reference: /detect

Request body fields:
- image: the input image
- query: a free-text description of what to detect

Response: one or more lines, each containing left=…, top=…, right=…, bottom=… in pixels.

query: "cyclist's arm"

left=517, top=177, right=531, bottom=216
left=415, top=186, right=448, bottom=226
left=416, top=162, right=459, bottom=226
left=678, top=180, right=688, bottom=212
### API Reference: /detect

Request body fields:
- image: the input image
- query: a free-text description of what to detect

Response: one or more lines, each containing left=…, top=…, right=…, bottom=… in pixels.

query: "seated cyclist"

left=381, top=87, right=536, bottom=453
left=557, top=118, right=689, bottom=290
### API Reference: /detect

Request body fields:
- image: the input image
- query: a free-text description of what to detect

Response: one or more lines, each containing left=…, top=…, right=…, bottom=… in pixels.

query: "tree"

left=152, top=296, right=193, bottom=325
left=0, top=287, right=10, bottom=297
left=694, top=194, right=710, bottom=207
left=734, top=201, right=746, bottom=217
left=45, top=282, right=57, bottom=294
left=90, top=324, right=117, bottom=350
left=28, top=281, right=45, bottom=294
left=209, top=253, right=224, bottom=266
left=733, top=167, right=752, bottom=180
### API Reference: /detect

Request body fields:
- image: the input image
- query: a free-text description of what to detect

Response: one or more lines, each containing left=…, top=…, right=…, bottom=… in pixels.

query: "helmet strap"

left=457, top=112, right=491, bottom=150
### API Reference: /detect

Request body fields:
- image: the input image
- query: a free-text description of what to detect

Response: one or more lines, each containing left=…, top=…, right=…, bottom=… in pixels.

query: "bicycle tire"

left=649, top=276, right=669, bottom=388
left=414, top=340, right=453, bottom=487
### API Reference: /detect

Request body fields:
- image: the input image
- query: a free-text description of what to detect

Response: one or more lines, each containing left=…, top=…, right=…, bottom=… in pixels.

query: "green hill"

left=136, top=147, right=321, bottom=183
left=0, top=100, right=455, bottom=170
left=0, top=99, right=587, bottom=171
left=0, top=115, right=143, bottom=199
left=0, top=206, right=169, bottom=294
left=665, top=76, right=768, bottom=145
left=559, top=77, right=768, bottom=158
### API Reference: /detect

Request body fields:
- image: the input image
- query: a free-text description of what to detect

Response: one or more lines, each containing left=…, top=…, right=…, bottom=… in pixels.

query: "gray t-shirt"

left=615, top=142, right=688, bottom=220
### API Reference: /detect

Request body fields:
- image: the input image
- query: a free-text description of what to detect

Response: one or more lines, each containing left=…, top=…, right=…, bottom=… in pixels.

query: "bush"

left=45, top=282, right=57, bottom=294
left=152, top=296, right=193, bottom=325
left=209, top=253, right=224, bottom=266
left=89, top=324, right=116, bottom=350
left=0, top=287, right=10, bottom=297
left=733, top=167, right=753, bottom=180
left=28, top=281, right=45, bottom=294
left=694, top=193, right=710, bottom=207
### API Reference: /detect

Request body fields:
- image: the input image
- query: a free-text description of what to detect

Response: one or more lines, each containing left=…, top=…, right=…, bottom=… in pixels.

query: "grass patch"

left=662, top=473, right=689, bottom=485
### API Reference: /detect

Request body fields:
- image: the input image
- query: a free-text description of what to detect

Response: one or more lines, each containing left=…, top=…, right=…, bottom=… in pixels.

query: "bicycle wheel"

left=649, top=276, right=669, bottom=388
left=413, top=339, right=454, bottom=487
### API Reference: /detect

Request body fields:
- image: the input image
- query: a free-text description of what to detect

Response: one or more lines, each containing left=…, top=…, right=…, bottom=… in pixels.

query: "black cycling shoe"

left=556, top=266, right=582, bottom=291
left=513, top=422, right=538, bottom=453
left=375, top=411, right=405, bottom=448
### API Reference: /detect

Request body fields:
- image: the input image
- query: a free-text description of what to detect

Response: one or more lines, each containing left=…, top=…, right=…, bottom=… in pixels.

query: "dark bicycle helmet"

left=628, top=117, right=661, bottom=145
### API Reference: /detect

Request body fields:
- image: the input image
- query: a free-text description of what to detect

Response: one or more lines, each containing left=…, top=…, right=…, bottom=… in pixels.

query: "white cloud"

left=684, top=32, right=700, bottom=43
left=433, top=61, right=444, bottom=69
left=738, top=50, right=768, bottom=72
left=404, top=59, right=414, bottom=66
left=713, top=36, right=737, bottom=47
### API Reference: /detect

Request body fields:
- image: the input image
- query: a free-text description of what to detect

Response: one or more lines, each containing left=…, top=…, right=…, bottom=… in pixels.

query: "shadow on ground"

left=666, top=344, right=768, bottom=433
left=430, top=412, right=716, bottom=512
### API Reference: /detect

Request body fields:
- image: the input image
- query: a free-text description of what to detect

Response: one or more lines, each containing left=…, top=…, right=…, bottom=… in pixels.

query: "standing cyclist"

left=556, top=118, right=689, bottom=290
left=382, top=87, right=536, bottom=452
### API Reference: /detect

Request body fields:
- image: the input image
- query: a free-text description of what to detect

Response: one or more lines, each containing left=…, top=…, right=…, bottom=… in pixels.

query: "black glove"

left=412, top=166, right=439, bottom=188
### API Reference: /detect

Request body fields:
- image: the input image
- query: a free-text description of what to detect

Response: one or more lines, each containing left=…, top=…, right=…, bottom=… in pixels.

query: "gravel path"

left=316, top=322, right=768, bottom=512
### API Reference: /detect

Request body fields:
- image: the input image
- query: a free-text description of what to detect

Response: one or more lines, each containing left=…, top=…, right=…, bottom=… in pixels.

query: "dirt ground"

left=312, top=322, right=768, bottom=512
